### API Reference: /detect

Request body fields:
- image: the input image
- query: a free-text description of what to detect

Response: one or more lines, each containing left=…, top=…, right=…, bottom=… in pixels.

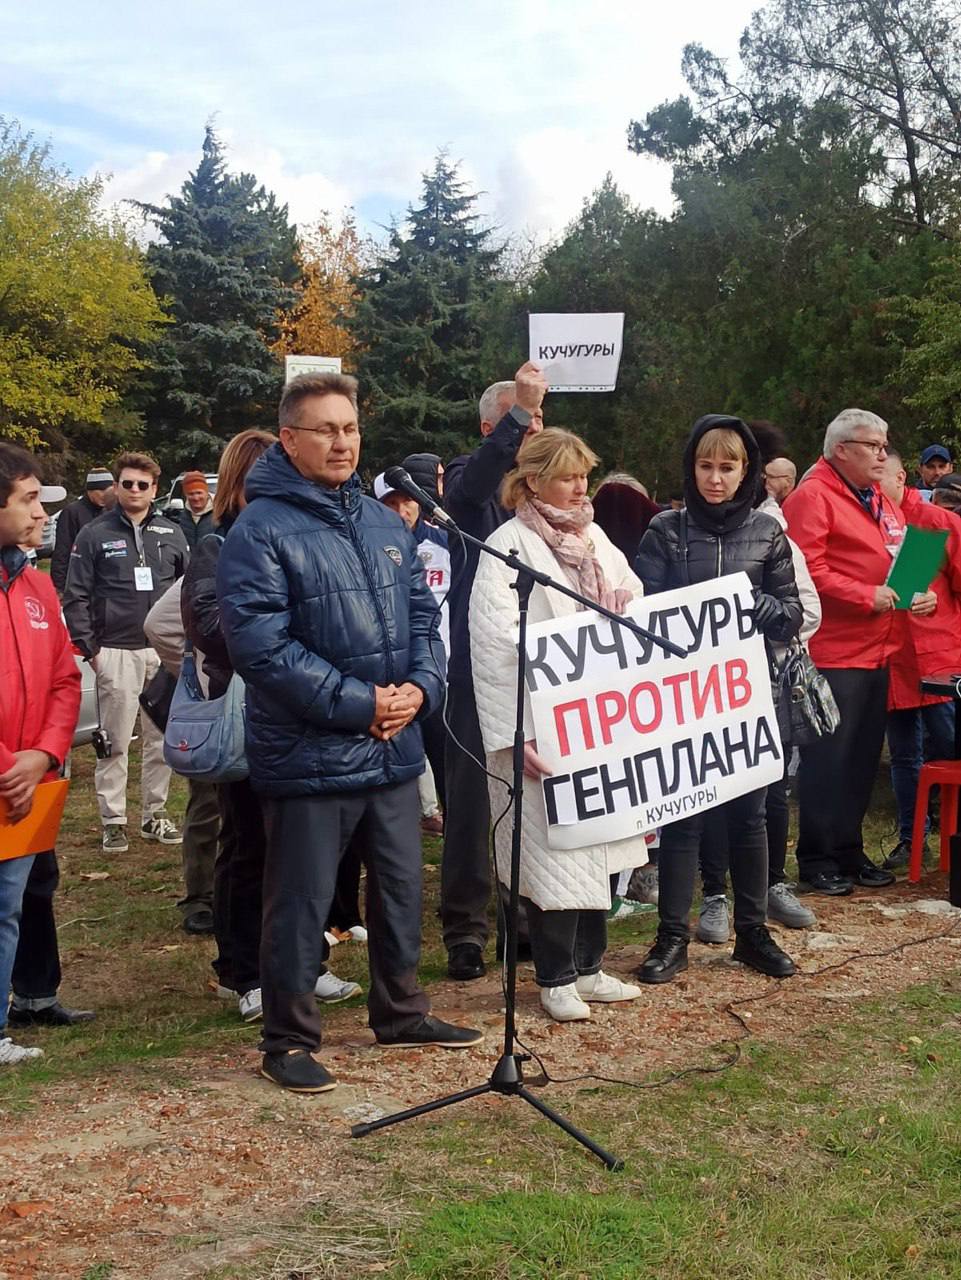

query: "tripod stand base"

left=350, top=1053, right=623, bottom=1171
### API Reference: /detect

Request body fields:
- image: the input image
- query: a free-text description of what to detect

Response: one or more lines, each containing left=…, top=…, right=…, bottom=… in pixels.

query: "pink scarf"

left=516, top=497, right=632, bottom=613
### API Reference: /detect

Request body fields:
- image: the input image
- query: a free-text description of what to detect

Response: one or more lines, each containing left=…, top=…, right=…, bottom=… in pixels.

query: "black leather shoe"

left=376, top=1016, right=484, bottom=1049
left=183, top=909, right=215, bottom=936
left=853, top=863, right=896, bottom=888
left=447, top=943, right=486, bottom=981
left=636, top=934, right=688, bottom=984
left=882, top=840, right=913, bottom=871
left=7, top=1002, right=96, bottom=1028
left=260, top=1050, right=337, bottom=1093
left=799, top=873, right=854, bottom=896
left=733, top=925, right=797, bottom=978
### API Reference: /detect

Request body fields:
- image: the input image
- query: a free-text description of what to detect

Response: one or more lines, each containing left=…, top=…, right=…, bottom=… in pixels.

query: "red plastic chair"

left=909, top=760, right=961, bottom=882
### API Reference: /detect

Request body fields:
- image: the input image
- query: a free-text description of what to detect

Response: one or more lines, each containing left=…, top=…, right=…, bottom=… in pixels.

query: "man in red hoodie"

left=0, top=443, right=82, bottom=1064
left=879, top=450, right=961, bottom=869
left=783, top=410, right=936, bottom=895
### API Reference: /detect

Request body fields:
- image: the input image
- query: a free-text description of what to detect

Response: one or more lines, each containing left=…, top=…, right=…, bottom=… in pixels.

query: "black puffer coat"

left=216, top=445, right=445, bottom=798
left=634, top=415, right=802, bottom=645
left=180, top=518, right=234, bottom=699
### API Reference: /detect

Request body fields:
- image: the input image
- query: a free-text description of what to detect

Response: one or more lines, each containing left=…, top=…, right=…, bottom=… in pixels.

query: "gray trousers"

left=260, top=780, right=429, bottom=1054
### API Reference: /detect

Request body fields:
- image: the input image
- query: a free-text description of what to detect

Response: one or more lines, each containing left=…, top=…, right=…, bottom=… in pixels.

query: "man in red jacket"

left=0, top=443, right=82, bottom=1065
left=783, top=410, right=935, bottom=895
left=879, top=451, right=961, bottom=869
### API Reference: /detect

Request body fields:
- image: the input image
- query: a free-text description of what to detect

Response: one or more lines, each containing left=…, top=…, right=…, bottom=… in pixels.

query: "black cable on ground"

left=510, top=912, right=961, bottom=1092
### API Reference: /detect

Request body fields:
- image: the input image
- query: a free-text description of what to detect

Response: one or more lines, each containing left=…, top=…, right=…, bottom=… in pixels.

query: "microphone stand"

left=350, top=515, right=685, bottom=1170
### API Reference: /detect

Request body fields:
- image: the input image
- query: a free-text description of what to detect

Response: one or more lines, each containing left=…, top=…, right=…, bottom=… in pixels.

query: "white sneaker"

left=575, top=971, right=642, bottom=1003
left=314, top=971, right=362, bottom=1003
left=238, top=988, right=263, bottom=1022
left=540, top=983, right=592, bottom=1022
left=0, top=1037, right=44, bottom=1065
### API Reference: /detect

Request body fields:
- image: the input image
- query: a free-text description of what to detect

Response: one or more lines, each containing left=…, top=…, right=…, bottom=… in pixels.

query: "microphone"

left=383, top=466, right=455, bottom=527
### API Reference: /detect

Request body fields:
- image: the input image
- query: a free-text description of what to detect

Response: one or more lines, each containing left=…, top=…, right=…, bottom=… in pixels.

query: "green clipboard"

left=886, top=524, right=949, bottom=608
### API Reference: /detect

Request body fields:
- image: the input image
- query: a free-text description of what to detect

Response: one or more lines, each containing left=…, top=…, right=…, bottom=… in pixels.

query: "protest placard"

left=284, top=354, right=342, bottom=383
left=524, top=573, right=782, bottom=850
left=528, top=313, right=624, bottom=392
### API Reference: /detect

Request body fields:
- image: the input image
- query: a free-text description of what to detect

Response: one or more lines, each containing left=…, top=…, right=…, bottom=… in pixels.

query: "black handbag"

left=771, top=642, right=842, bottom=746
left=139, top=666, right=178, bottom=733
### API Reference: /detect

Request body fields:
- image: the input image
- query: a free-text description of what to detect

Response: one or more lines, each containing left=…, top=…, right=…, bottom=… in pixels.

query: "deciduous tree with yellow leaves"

left=275, top=210, right=368, bottom=368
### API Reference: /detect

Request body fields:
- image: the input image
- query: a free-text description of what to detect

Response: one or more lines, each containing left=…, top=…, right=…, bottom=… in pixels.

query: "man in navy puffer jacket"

left=218, top=372, right=482, bottom=1093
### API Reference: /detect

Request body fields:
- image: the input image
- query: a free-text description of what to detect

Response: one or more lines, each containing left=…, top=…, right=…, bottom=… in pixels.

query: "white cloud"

left=4, top=0, right=760, bottom=243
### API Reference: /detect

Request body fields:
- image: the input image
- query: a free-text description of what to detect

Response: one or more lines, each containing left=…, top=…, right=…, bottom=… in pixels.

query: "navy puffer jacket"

left=216, top=445, right=445, bottom=797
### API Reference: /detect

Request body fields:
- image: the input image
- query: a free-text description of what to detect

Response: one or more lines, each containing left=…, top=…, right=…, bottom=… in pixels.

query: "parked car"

left=36, top=507, right=60, bottom=560
left=72, top=654, right=100, bottom=749
left=159, top=473, right=219, bottom=513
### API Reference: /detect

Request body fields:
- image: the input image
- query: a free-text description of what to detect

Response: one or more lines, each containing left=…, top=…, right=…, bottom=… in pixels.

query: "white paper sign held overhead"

left=285, top=354, right=342, bottom=384
left=529, top=312, right=624, bottom=392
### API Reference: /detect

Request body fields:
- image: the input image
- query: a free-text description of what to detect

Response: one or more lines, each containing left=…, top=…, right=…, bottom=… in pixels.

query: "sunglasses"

left=120, top=479, right=153, bottom=492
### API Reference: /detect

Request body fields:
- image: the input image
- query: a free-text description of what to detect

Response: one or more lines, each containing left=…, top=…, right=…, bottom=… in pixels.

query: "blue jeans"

left=887, top=703, right=957, bottom=842
left=0, top=853, right=37, bottom=1036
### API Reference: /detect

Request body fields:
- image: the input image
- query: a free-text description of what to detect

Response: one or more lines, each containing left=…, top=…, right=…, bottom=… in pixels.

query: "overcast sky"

left=1, top=0, right=760, bottom=244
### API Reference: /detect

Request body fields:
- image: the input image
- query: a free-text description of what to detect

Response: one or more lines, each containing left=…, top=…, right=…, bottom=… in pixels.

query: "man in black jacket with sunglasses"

left=63, top=451, right=189, bottom=854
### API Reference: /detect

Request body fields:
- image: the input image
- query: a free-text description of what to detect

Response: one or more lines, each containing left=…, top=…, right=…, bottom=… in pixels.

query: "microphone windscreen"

left=384, top=466, right=410, bottom=490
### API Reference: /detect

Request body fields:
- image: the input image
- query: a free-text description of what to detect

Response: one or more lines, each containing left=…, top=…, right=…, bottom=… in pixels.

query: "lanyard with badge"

left=132, top=520, right=154, bottom=592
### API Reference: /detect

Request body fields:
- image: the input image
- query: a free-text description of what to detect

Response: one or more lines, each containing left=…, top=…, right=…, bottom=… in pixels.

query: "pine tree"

left=348, top=153, right=503, bottom=470
left=136, top=127, right=299, bottom=470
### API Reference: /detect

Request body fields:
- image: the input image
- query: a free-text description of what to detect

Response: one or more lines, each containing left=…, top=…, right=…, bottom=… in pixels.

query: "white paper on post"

left=529, top=313, right=625, bottom=392
left=523, top=574, right=783, bottom=850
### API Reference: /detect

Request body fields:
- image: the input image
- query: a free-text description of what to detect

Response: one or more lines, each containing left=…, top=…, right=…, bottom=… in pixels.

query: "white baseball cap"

left=373, top=472, right=399, bottom=501
left=40, top=485, right=66, bottom=503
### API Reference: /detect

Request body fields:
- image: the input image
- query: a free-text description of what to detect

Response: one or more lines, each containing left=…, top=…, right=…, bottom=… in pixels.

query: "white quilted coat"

left=470, top=516, right=650, bottom=911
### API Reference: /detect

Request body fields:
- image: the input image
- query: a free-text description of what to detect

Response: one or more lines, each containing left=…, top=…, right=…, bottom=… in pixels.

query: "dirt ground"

left=2, top=874, right=961, bottom=1280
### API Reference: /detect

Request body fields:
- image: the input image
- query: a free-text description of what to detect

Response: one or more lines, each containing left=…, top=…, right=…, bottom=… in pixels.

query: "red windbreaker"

left=783, top=457, right=905, bottom=669
left=886, top=487, right=961, bottom=710
left=0, top=553, right=80, bottom=773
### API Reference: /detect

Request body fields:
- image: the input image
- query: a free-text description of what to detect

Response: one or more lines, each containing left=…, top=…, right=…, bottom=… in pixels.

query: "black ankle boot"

left=732, top=924, right=796, bottom=977
left=636, top=933, right=688, bottom=984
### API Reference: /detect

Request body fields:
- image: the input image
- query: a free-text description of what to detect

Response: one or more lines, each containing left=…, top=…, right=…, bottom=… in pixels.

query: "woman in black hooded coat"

left=633, top=415, right=803, bottom=984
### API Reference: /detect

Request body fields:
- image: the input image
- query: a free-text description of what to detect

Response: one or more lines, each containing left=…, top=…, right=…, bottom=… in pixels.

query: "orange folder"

left=0, top=780, right=70, bottom=861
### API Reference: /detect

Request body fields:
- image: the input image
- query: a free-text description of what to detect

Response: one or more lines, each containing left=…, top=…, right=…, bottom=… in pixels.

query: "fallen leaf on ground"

left=4, top=1201, right=53, bottom=1217
left=80, top=871, right=110, bottom=881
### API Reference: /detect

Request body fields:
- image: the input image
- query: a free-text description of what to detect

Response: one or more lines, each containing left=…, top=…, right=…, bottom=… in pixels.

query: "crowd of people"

left=1, top=364, right=960, bottom=1091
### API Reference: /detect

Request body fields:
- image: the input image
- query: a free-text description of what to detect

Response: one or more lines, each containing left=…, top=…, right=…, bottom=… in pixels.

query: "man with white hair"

left=783, top=410, right=907, bottom=895
left=440, top=361, right=547, bottom=981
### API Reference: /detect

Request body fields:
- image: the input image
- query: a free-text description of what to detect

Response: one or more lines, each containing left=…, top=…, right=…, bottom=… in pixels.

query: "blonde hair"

left=214, top=429, right=278, bottom=523
left=501, top=428, right=599, bottom=511
left=695, top=428, right=748, bottom=465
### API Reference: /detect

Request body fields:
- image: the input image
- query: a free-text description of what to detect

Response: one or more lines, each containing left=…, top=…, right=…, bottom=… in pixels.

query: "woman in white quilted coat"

left=469, top=429, right=648, bottom=1023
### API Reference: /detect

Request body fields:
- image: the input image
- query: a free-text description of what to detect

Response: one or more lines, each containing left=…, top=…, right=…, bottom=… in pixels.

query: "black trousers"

left=260, top=780, right=429, bottom=1054
left=796, top=667, right=888, bottom=880
left=421, top=706, right=447, bottom=813
left=659, top=788, right=769, bottom=941
left=178, top=778, right=220, bottom=920
left=521, top=897, right=606, bottom=988
left=11, top=851, right=60, bottom=1000
left=441, top=681, right=493, bottom=950
left=214, top=778, right=266, bottom=997
left=699, top=765, right=790, bottom=894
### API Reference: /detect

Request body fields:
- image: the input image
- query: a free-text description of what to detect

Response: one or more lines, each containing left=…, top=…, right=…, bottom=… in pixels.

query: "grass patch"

left=397, top=984, right=961, bottom=1279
